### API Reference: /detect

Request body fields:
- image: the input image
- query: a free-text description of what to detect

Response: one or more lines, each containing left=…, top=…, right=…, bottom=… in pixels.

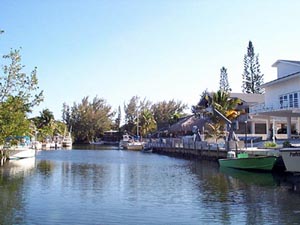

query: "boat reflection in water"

left=2, top=157, right=36, bottom=177
left=219, top=167, right=278, bottom=187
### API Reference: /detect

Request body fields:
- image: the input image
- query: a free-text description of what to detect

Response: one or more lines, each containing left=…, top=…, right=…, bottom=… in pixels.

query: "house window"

left=280, top=96, right=283, bottom=108
left=294, top=93, right=299, bottom=108
left=283, top=95, right=288, bottom=108
left=280, top=92, right=299, bottom=109
left=289, top=94, right=293, bottom=107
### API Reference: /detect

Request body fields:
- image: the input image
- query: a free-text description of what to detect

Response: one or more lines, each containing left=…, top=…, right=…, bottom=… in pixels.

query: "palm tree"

left=204, top=90, right=242, bottom=141
left=209, top=90, right=242, bottom=123
left=206, top=123, right=225, bottom=143
left=139, top=109, right=157, bottom=137
left=38, top=109, right=54, bottom=128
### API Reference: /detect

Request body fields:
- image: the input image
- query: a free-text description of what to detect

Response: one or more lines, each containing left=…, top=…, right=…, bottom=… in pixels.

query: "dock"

left=148, top=138, right=281, bottom=161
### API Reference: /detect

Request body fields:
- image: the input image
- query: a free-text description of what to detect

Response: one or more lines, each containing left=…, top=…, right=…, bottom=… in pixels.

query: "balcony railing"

left=250, top=102, right=300, bottom=114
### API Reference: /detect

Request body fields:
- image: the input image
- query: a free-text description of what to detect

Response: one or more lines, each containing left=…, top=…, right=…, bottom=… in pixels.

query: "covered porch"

left=249, top=106, right=300, bottom=140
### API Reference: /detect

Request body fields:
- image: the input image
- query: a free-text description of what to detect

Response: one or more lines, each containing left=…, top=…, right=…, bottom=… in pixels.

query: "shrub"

left=282, top=141, right=292, bottom=148
left=264, top=141, right=277, bottom=148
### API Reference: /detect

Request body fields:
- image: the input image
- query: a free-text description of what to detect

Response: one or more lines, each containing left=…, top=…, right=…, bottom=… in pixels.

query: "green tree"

left=139, top=109, right=156, bottom=136
left=63, top=96, right=114, bottom=143
left=207, top=90, right=242, bottom=127
left=194, top=90, right=242, bottom=141
left=0, top=96, right=30, bottom=144
left=219, top=67, right=231, bottom=92
left=1, top=49, right=43, bottom=108
left=242, top=41, right=264, bottom=94
left=0, top=46, right=43, bottom=143
left=31, top=109, right=65, bottom=141
left=123, top=96, right=140, bottom=135
left=151, top=100, right=187, bottom=129
left=123, top=96, right=152, bottom=135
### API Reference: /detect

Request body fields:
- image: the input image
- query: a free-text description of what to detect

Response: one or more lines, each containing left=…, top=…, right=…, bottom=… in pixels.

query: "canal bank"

left=148, top=138, right=286, bottom=171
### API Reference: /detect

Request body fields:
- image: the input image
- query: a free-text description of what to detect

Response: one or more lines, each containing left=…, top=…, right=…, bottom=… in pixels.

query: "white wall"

left=277, top=63, right=300, bottom=79
left=264, top=77, right=300, bottom=108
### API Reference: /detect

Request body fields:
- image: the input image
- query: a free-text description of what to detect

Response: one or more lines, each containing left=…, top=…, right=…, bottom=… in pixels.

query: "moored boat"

left=119, top=134, right=131, bottom=149
left=6, top=147, right=36, bottom=160
left=126, top=141, right=144, bottom=151
left=280, top=148, right=300, bottom=173
left=62, top=132, right=72, bottom=148
left=4, top=136, right=36, bottom=160
left=218, top=151, right=278, bottom=171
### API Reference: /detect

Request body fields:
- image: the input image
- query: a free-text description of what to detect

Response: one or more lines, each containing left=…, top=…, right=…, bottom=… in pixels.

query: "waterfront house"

left=230, top=93, right=267, bottom=138
left=250, top=60, right=300, bottom=139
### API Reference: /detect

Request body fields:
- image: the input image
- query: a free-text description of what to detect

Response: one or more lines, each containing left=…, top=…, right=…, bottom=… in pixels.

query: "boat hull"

left=218, top=156, right=277, bottom=171
left=7, top=149, right=36, bottom=160
left=280, top=148, right=300, bottom=172
left=126, top=143, right=144, bottom=151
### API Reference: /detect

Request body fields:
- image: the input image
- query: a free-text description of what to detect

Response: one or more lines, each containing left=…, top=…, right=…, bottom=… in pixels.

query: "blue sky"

left=1, top=0, right=300, bottom=120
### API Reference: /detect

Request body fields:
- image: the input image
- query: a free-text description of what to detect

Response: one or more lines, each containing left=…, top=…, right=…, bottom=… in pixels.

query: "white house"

left=250, top=60, right=300, bottom=139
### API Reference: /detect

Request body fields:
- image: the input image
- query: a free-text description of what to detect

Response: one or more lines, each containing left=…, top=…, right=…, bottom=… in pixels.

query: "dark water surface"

left=1, top=145, right=300, bottom=225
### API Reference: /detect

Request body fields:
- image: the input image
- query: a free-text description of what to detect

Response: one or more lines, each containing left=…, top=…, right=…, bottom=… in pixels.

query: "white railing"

left=148, top=138, right=223, bottom=151
left=250, top=102, right=299, bottom=114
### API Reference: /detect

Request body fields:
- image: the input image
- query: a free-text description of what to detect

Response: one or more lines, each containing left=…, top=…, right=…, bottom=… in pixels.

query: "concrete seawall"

left=152, top=146, right=228, bottom=161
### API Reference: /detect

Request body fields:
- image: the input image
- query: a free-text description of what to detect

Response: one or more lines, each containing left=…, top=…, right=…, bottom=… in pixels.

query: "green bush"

left=264, top=141, right=277, bottom=148
left=282, top=141, right=292, bottom=148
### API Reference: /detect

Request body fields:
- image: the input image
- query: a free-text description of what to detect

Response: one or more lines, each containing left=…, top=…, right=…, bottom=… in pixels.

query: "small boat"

left=126, top=141, right=144, bottom=151
left=119, top=134, right=131, bottom=149
left=218, top=151, right=278, bottom=171
left=89, top=139, right=104, bottom=145
left=280, top=148, right=300, bottom=173
left=6, top=146, right=36, bottom=160
left=62, top=132, right=72, bottom=148
left=4, top=136, right=36, bottom=160
left=142, top=143, right=152, bottom=153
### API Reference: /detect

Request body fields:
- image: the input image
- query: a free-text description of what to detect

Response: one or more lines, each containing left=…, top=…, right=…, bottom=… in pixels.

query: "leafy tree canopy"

left=151, top=99, right=187, bottom=129
left=63, top=96, right=114, bottom=143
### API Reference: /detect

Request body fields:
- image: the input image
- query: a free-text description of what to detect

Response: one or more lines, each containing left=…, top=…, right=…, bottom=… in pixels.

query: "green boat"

left=218, top=152, right=278, bottom=171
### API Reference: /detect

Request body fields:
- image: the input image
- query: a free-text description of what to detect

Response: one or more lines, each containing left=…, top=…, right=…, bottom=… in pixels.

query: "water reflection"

left=0, top=158, right=36, bottom=225
left=219, top=167, right=278, bottom=187
left=2, top=150, right=300, bottom=224
left=187, top=159, right=300, bottom=224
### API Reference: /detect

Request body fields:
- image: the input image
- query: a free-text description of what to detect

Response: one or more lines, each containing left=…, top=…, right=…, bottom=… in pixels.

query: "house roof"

left=168, top=115, right=205, bottom=132
left=261, top=71, right=300, bottom=88
left=272, top=60, right=300, bottom=67
left=230, top=93, right=264, bottom=104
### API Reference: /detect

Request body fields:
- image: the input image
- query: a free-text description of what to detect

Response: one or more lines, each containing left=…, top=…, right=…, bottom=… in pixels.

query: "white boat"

left=42, top=142, right=51, bottom=150
left=62, top=132, right=72, bottom=148
left=90, top=139, right=104, bottom=145
left=119, top=134, right=131, bottom=149
left=280, top=148, right=300, bottom=172
left=4, top=136, right=36, bottom=160
left=126, top=141, right=144, bottom=151
left=31, top=141, right=42, bottom=150
left=6, top=146, right=36, bottom=160
left=49, top=141, right=62, bottom=149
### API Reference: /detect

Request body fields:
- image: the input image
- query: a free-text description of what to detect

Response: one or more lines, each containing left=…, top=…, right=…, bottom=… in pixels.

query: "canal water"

left=1, top=146, right=300, bottom=225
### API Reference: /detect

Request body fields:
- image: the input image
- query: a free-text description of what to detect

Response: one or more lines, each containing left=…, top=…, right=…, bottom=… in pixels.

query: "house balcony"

left=250, top=102, right=300, bottom=117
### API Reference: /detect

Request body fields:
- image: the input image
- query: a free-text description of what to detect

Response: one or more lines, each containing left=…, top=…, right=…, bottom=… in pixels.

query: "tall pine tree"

left=219, top=66, right=231, bottom=92
left=242, top=41, right=264, bottom=94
